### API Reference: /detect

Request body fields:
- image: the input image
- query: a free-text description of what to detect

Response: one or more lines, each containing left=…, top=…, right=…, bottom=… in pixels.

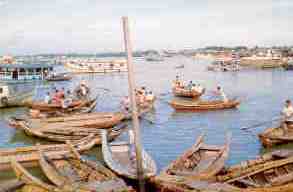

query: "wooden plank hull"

left=20, top=120, right=126, bottom=143
left=0, top=134, right=98, bottom=171
left=259, top=126, right=293, bottom=148
left=169, top=99, right=240, bottom=111
left=215, top=151, right=293, bottom=191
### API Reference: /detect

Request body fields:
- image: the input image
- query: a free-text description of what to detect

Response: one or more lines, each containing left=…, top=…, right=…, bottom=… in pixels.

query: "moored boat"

left=258, top=124, right=293, bottom=148
left=151, top=134, right=230, bottom=191
left=16, top=119, right=127, bottom=143
left=215, top=150, right=293, bottom=192
left=0, top=134, right=98, bottom=171
left=37, top=142, right=132, bottom=192
left=169, top=98, right=240, bottom=111
left=11, top=146, right=132, bottom=192
left=172, top=87, right=205, bottom=98
left=101, top=129, right=157, bottom=179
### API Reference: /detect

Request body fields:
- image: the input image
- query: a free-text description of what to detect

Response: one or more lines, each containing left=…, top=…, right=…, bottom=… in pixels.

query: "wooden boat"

left=162, top=133, right=230, bottom=179
left=45, top=72, right=72, bottom=81
left=172, top=87, right=205, bottom=98
left=18, top=120, right=126, bottom=143
left=0, top=134, right=98, bottom=171
left=0, top=179, right=24, bottom=192
left=169, top=98, right=240, bottom=111
left=27, top=97, right=96, bottom=113
left=151, top=134, right=231, bottom=192
left=101, top=129, right=157, bottom=179
left=215, top=150, right=293, bottom=192
left=259, top=124, right=293, bottom=148
left=37, top=142, right=132, bottom=192
left=11, top=148, right=132, bottom=192
left=11, top=111, right=125, bottom=131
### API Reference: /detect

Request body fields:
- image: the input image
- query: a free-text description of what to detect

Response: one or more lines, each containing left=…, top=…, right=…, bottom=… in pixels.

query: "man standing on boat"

left=281, top=100, right=293, bottom=133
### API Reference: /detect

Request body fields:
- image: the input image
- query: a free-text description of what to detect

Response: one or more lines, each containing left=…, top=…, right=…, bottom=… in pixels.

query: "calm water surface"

left=1, top=56, right=293, bottom=180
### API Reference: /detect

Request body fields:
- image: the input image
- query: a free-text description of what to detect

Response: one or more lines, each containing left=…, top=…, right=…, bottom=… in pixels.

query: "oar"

left=241, top=116, right=281, bottom=130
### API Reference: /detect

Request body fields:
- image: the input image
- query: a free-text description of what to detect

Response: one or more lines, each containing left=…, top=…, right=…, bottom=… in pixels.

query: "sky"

left=0, top=0, right=292, bottom=54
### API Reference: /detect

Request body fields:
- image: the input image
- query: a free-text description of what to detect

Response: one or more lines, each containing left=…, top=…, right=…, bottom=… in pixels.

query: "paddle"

left=241, top=116, right=282, bottom=130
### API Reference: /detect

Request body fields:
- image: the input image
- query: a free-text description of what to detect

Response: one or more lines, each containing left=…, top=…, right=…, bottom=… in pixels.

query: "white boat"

left=101, top=129, right=157, bottom=179
left=0, top=85, right=33, bottom=108
left=64, top=59, right=128, bottom=73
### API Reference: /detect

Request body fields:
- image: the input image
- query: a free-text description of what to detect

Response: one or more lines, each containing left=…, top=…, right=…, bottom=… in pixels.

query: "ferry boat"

left=0, top=63, right=53, bottom=84
left=64, top=59, right=127, bottom=73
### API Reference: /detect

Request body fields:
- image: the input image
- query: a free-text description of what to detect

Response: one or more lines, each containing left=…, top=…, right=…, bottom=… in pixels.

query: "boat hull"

left=169, top=99, right=240, bottom=111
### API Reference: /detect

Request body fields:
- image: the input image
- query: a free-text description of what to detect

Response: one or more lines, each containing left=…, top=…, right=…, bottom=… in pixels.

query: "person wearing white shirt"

left=282, top=100, right=293, bottom=133
left=215, top=86, right=228, bottom=102
left=44, top=92, right=51, bottom=104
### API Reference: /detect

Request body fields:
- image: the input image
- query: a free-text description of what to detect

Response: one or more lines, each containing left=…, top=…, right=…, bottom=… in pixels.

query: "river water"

left=1, top=56, right=293, bottom=180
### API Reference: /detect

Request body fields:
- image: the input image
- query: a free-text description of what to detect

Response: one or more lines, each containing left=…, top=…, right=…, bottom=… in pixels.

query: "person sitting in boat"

left=121, top=96, right=131, bottom=113
left=172, top=75, right=182, bottom=88
left=281, top=100, right=293, bottom=132
left=61, top=94, right=73, bottom=109
left=44, top=92, right=51, bottom=104
left=146, top=91, right=155, bottom=103
left=197, top=84, right=204, bottom=94
left=52, top=89, right=61, bottom=104
left=187, top=81, right=193, bottom=89
left=215, top=86, right=228, bottom=102
left=57, top=87, right=65, bottom=99
left=75, top=81, right=90, bottom=99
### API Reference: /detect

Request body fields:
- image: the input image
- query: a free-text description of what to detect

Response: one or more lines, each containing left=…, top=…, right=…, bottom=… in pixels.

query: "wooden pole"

left=122, top=17, right=145, bottom=192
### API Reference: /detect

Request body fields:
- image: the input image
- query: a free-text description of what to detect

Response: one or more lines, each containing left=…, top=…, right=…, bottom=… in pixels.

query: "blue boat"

left=0, top=63, right=53, bottom=84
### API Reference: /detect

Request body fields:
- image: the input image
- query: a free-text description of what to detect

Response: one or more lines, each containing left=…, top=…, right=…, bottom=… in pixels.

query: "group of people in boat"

left=44, top=80, right=90, bottom=108
left=172, top=76, right=204, bottom=94
left=173, top=76, right=229, bottom=102
left=121, top=87, right=155, bottom=113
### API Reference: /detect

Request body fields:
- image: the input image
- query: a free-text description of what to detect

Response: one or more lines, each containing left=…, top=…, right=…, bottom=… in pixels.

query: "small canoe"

left=259, top=124, right=293, bottom=148
left=38, top=142, right=132, bottom=192
left=28, top=97, right=95, bottom=113
left=24, top=112, right=125, bottom=130
left=172, top=87, right=205, bottom=98
left=11, top=149, right=132, bottom=192
left=101, top=129, right=157, bottom=179
left=18, top=120, right=126, bottom=143
left=162, top=133, right=230, bottom=179
left=0, top=134, right=97, bottom=171
left=215, top=151, right=293, bottom=192
left=45, top=73, right=72, bottom=81
left=169, top=98, right=240, bottom=111
left=151, top=134, right=231, bottom=192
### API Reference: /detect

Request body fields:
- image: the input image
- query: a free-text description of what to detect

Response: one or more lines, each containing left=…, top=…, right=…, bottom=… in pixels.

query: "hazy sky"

left=0, top=0, right=292, bottom=54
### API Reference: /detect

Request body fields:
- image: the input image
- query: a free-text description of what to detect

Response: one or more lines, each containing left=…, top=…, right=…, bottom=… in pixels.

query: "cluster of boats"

left=1, top=78, right=293, bottom=192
